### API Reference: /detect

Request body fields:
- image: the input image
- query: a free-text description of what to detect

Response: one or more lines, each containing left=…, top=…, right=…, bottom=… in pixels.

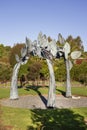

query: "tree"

left=71, top=61, right=87, bottom=86
left=20, top=74, right=26, bottom=87
left=18, top=60, right=30, bottom=78
left=0, top=44, right=11, bottom=63
left=66, top=35, right=84, bottom=51
left=27, top=60, right=42, bottom=81
left=54, top=59, right=66, bottom=82
left=9, top=43, right=25, bottom=67
left=0, top=44, right=4, bottom=58
left=0, top=63, right=12, bottom=82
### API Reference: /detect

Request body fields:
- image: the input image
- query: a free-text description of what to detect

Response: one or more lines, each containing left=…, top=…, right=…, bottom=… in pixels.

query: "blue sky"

left=0, top=0, right=87, bottom=51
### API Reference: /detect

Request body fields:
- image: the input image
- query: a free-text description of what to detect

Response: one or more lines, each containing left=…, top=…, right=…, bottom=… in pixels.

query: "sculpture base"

left=47, top=106, right=56, bottom=109
left=10, top=96, right=19, bottom=100
left=66, top=96, right=72, bottom=98
left=10, top=98, right=19, bottom=100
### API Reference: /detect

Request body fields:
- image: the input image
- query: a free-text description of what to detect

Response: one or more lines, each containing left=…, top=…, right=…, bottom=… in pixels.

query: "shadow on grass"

left=27, top=109, right=87, bottom=130
left=56, top=88, right=66, bottom=97
left=25, top=85, right=47, bottom=108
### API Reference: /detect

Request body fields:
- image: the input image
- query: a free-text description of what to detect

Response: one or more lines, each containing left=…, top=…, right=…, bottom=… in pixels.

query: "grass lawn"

left=71, top=87, right=87, bottom=96
left=0, top=88, right=10, bottom=99
left=0, top=85, right=87, bottom=99
left=0, top=106, right=87, bottom=130
left=0, top=83, right=87, bottom=130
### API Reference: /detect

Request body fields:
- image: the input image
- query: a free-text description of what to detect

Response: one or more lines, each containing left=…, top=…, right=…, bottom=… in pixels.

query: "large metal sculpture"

left=58, top=34, right=81, bottom=97
left=10, top=32, right=81, bottom=108
left=25, top=32, right=57, bottom=107
left=10, top=37, right=38, bottom=99
left=36, top=32, right=58, bottom=107
left=10, top=45, right=29, bottom=99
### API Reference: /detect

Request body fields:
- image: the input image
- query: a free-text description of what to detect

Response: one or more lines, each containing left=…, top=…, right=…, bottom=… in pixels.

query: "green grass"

left=0, top=88, right=10, bottom=99
left=72, top=87, right=87, bottom=96
left=0, top=83, right=87, bottom=130
left=1, top=106, right=33, bottom=130
left=0, top=85, right=87, bottom=99
left=56, top=86, right=87, bottom=96
left=72, top=107, right=87, bottom=119
left=1, top=106, right=87, bottom=130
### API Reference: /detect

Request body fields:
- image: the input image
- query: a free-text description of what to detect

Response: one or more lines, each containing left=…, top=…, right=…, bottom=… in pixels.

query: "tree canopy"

left=0, top=33, right=87, bottom=84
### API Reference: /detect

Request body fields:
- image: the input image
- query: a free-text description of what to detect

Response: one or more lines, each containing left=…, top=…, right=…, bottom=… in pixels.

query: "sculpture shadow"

left=56, top=88, right=66, bottom=97
left=27, top=109, right=87, bottom=130
left=25, top=85, right=47, bottom=108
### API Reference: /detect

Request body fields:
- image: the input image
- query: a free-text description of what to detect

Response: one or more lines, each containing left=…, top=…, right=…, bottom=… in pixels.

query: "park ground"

left=0, top=81, right=87, bottom=130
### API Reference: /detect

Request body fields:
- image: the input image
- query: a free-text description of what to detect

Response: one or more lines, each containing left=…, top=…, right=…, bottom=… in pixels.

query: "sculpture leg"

left=46, top=59, right=56, bottom=108
left=10, top=63, right=21, bottom=99
left=65, top=59, right=72, bottom=97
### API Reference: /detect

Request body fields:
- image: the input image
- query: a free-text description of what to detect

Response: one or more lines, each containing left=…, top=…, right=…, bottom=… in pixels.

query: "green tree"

left=27, top=60, right=42, bottom=81
left=0, top=44, right=4, bottom=58
left=0, top=44, right=11, bottom=63
left=18, top=60, right=30, bottom=78
left=66, top=35, right=84, bottom=51
left=9, top=43, right=25, bottom=67
left=40, top=60, right=49, bottom=80
left=54, top=59, right=66, bottom=82
left=71, top=61, right=87, bottom=86
left=0, top=63, right=12, bottom=82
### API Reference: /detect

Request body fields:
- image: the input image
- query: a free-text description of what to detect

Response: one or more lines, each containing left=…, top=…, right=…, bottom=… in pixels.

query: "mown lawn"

left=0, top=106, right=87, bottom=130
left=0, top=84, right=87, bottom=130
left=0, top=85, right=87, bottom=99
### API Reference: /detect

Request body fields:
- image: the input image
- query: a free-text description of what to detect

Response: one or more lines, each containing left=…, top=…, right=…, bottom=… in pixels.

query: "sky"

left=0, top=0, right=87, bottom=51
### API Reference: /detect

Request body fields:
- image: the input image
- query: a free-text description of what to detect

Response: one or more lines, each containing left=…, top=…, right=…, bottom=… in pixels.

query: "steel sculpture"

left=10, top=45, right=29, bottom=99
left=36, top=32, right=57, bottom=107
left=10, top=32, right=81, bottom=109
left=58, top=34, right=81, bottom=97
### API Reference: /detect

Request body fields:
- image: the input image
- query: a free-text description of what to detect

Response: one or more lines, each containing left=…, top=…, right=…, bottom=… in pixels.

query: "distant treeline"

left=0, top=34, right=87, bottom=86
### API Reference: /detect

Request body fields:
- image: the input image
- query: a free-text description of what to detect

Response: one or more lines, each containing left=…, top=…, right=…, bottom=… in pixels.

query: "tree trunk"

left=10, top=62, right=21, bottom=99
left=65, top=59, right=72, bottom=97
left=46, top=59, right=56, bottom=108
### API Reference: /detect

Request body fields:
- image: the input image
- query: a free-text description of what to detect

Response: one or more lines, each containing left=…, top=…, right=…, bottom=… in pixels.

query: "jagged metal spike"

left=58, top=33, right=65, bottom=44
left=15, top=54, right=20, bottom=62
left=26, top=37, right=32, bottom=51
left=63, top=42, right=70, bottom=54
left=32, top=40, right=37, bottom=46
left=21, top=46, right=27, bottom=58
left=48, top=39, right=57, bottom=57
left=38, top=32, right=43, bottom=42
left=37, top=32, right=48, bottom=49
left=41, top=36, right=48, bottom=47
left=26, top=37, right=29, bottom=46
left=36, top=47, right=42, bottom=58
left=68, top=60, right=73, bottom=70
left=63, top=42, right=70, bottom=59
left=26, top=37, right=32, bottom=44
left=71, top=51, right=81, bottom=59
